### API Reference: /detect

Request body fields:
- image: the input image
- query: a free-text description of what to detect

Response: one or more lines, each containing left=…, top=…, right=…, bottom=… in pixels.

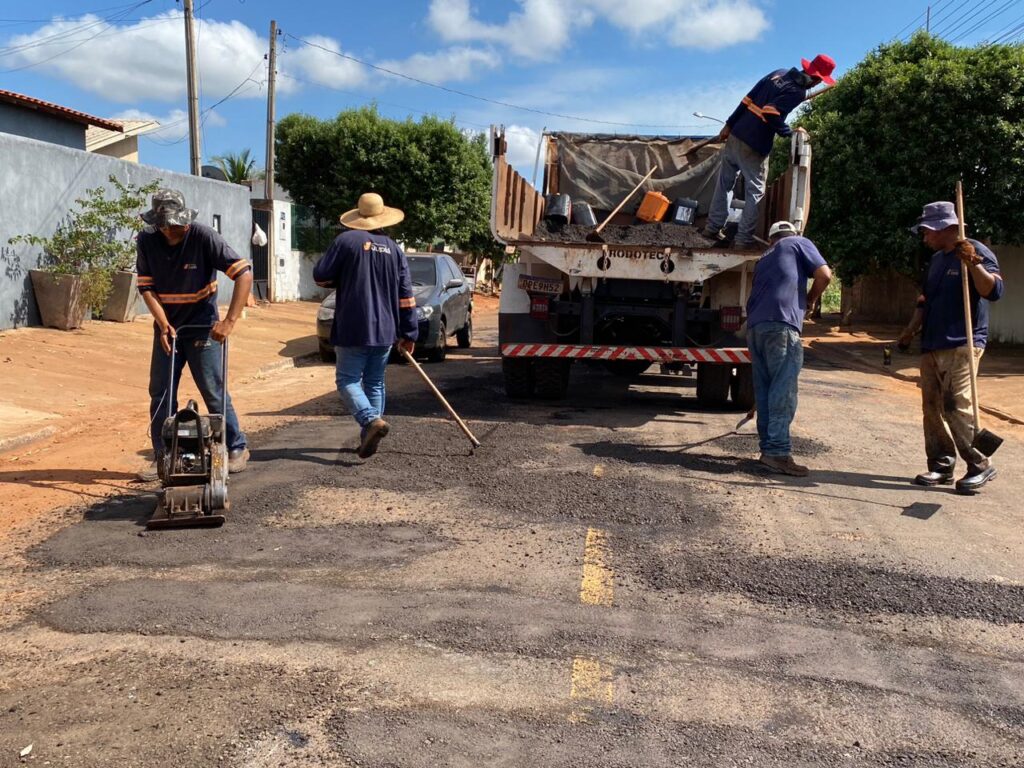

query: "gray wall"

left=0, top=103, right=86, bottom=150
left=0, top=132, right=252, bottom=329
left=990, top=245, right=1022, bottom=345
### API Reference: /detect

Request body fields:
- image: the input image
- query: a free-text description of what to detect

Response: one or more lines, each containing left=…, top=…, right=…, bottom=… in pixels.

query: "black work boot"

left=955, top=464, right=997, bottom=495
left=914, top=457, right=955, bottom=486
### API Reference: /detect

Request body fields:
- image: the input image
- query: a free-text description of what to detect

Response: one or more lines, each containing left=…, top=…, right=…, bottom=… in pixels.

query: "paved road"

left=2, top=309, right=1023, bottom=767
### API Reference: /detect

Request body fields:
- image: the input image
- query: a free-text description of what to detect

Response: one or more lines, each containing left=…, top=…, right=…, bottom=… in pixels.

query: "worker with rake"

left=314, top=193, right=418, bottom=459
left=899, top=201, right=1005, bottom=493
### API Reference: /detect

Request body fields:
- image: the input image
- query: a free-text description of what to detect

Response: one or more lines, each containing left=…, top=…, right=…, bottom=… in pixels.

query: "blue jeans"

left=149, top=333, right=246, bottom=456
left=747, top=322, right=803, bottom=457
left=706, top=135, right=770, bottom=243
left=335, top=346, right=392, bottom=430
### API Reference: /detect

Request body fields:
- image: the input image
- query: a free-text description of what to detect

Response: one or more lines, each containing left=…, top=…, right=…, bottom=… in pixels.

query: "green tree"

left=209, top=149, right=261, bottom=184
left=792, top=34, right=1024, bottom=283
left=275, top=107, right=500, bottom=254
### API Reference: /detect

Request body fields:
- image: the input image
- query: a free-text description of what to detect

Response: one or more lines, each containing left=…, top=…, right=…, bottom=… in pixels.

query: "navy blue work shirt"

left=136, top=223, right=251, bottom=334
left=313, top=229, right=418, bottom=348
left=746, top=235, right=827, bottom=333
left=726, top=68, right=808, bottom=157
left=921, top=239, right=1003, bottom=352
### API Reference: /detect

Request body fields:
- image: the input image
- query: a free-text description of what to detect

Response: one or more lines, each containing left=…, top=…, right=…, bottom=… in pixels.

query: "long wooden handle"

left=594, top=166, right=657, bottom=234
left=955, top=180, right=981, bottom=433
left=399, top=347, right=481, bottom=448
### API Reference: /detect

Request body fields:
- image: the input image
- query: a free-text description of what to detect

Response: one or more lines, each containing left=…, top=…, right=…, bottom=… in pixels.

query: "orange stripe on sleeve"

left=399, top=297, right=417, bottom=309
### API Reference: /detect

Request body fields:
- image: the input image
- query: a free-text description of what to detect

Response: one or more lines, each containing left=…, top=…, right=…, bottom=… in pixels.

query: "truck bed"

left=531, top=219, right=727, bottom=250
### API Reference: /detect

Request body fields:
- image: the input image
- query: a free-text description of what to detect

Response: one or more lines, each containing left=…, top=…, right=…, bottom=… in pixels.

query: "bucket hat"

left=339, top=192, right=405, bottom=230
left=801, top=54, right=836, bottom=85
left=910, top=201, right=959, bottom=234
left=141, top=188, right=198, bottom=227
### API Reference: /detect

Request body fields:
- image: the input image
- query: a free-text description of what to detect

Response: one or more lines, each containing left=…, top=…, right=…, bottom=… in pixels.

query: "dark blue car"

left=316, top=253, right=473, bottom=362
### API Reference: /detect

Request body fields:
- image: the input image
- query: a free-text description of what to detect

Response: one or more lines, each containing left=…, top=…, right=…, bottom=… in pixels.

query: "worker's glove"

left=955, top=239, right=982, bottom=266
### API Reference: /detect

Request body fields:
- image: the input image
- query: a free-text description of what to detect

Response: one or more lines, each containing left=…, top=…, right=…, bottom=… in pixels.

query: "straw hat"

left=339, top=192, right=405, bottom=230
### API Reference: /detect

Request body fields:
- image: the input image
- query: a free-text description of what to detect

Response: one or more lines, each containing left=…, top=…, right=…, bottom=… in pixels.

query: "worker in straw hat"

left=313, top=193, right=418, bottom=458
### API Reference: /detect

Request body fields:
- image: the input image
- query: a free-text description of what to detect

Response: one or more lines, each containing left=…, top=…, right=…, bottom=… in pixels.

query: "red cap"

left=801, top=54, right=836, bottom=85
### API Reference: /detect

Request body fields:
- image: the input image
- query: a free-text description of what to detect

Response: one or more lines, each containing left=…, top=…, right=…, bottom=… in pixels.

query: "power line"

left=985, top=8, right=1024, bottom=40
left=928, top=0, right=973, bottom=29
left=932, top=0, right=989, bottom=36
left=0, top=1, right=153, bottom=73
left=277, top=71, right=493, bottom=130
left=892, top=8, right=928, bottom=39
left=950, top=0, right=1022, bottom=41
left=283, top=32, right=708, bottom=131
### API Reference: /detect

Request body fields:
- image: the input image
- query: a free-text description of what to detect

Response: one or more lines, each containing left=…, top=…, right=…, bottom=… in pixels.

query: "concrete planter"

left=102, top=270, right=139, bottom=323
left=29, top=269, right=89, bottom=330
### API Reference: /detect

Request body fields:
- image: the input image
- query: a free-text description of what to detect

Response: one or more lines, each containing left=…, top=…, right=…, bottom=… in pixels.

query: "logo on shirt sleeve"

left=183, top=263, right=198, bottom=270
left=363, top=241, right=372, bottom=251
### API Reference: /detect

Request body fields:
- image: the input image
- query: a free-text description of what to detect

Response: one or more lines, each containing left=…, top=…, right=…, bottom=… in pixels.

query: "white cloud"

left=428, top=0, right=576, bottom=60
left=282, top=35, right=366, bottom=90
left=504, top=124, right=544, bottom=175
left=427, top=0, right=768, bottom=57
left=5, top=12, right=267, bottom=103
left=379, top=47, right=500, bottom=84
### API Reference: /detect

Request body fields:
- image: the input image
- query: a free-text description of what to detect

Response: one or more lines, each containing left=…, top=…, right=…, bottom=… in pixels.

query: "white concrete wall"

left=268, top=201, right=328, bottom=303
left=0, top=132, right=252, bottom=329
left=990, top=245, right=1023, bottom=345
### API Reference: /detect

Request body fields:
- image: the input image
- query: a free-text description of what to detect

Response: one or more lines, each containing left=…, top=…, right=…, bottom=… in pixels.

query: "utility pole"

left=926, top=5, right=931, bottom=33
left=183, top=0, right=201, bottom=175
left=264, top=20, right=278, bottom=200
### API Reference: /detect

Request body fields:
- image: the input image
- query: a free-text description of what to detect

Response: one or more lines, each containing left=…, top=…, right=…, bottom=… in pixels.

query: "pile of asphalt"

left=532, top=220, right=720, bottom=249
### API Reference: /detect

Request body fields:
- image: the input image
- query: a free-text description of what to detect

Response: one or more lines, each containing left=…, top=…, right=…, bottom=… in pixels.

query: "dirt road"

left=1, top=302, right=1023, bottom=767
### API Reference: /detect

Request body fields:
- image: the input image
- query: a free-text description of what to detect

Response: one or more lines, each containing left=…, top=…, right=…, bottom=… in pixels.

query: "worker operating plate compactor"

left=147, top=327, right=230, bottom=529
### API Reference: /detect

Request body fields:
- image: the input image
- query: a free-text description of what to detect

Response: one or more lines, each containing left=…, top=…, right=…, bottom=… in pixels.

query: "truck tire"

left=502, top=357, right=534, bottom=398
left=456, top=315, right=472, bottom=348
left=534, top=359, right=570, bottom=400
left=696, top=363, right=731, bottom=408
left=731, top=364, right=755, bottom=410
left=428, top=319, right=447, bottom=362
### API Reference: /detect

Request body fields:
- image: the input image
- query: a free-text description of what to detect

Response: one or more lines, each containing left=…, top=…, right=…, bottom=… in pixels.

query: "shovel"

left=955, top=181, right=1003, bottom=457
left=586, top=166, right=657, bottom=243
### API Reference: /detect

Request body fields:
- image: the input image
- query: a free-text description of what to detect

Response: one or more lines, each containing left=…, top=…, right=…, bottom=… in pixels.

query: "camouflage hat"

left=141, top=188, right=198, bottom=227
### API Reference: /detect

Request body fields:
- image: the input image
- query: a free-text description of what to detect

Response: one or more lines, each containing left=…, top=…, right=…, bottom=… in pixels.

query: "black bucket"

left=667, top=198, right=699, bottom=226
left=571, top=201, right=597, bottom=226
left=544, top=194, right=572, bottom=225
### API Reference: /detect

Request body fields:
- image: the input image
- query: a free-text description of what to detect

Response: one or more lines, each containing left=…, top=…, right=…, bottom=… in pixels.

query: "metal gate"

left=250, top=208, right=271, bottom=301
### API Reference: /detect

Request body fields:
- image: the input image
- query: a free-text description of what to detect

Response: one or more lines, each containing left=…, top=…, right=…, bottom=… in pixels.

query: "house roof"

left=0, top=89, right=123, bottom=132
left=85, top=119, right=159, bottom=151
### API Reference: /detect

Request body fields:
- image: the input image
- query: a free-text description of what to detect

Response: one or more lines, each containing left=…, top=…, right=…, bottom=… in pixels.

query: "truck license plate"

left=517, top=275, right=562, bottom=295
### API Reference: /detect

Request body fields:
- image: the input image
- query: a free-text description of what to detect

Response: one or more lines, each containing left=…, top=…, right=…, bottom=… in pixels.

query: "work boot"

left=228, top=447, right=250, bottom=474
left=914, top=469, right=954, bottom=486
left=955, top=465, right=997, bottom=495
left=701, top=224, right=724, bottom=241
left=759, top=454, right=809, bottom=477
left=357, top=419, right=390, bottom=459
left=732, top=238, right=759, bottom=251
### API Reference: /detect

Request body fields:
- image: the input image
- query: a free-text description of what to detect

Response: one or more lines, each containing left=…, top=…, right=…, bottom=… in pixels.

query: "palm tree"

left=209, top=149, right=262, bottom=185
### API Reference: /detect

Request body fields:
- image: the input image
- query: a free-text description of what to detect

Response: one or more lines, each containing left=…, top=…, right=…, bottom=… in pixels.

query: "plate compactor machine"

left=147, top=329, right=230, bottom=529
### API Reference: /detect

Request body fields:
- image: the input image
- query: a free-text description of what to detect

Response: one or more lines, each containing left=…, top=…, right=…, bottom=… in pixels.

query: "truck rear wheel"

left=534, top=359, right=570, bottom=400
left=696, top=363, right=732, bottom=408
left=604, top=360, right=651, bottom=378
left=502, top=358, right=534, bottom=399
left=731, top=364, right=755, bottom=410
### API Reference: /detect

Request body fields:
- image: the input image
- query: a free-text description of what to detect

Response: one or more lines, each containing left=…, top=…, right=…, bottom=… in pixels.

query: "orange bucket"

left=636, top=190, right=670, bottom=222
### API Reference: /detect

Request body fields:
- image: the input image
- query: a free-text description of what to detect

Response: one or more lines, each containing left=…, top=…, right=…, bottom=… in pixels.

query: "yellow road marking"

left=570, top=657, right=614, bottom=704
left=579, top=527, right=614, bottom=606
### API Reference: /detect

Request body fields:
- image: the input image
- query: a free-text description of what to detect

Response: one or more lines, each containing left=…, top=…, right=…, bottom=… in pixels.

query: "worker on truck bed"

left=313, top=193, right=418, bottom=459
left=898, top=201, right=1005, bottom=494
left=703, top=54, right=836, bottom=250
left=746, top=221, right=832, bottom=477
left=135, top=189, right=253, bottom=482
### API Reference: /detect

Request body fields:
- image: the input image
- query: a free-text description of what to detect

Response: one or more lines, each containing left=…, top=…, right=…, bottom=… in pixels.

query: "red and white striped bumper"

left=501, top=344, right=751, bottom=364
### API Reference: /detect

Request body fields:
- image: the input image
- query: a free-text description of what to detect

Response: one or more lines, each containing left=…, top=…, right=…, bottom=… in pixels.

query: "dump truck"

left=490, top=128, right=812, bottom=406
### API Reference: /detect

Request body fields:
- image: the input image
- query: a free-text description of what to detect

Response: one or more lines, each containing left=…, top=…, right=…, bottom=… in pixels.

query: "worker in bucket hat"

left=135, top=188, right=253, bottom=481
left=898, top=200, right=1005, bottom=493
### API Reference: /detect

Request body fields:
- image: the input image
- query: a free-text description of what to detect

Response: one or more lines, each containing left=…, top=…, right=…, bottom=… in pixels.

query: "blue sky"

left=3, top=1, right=1019, bottom=180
